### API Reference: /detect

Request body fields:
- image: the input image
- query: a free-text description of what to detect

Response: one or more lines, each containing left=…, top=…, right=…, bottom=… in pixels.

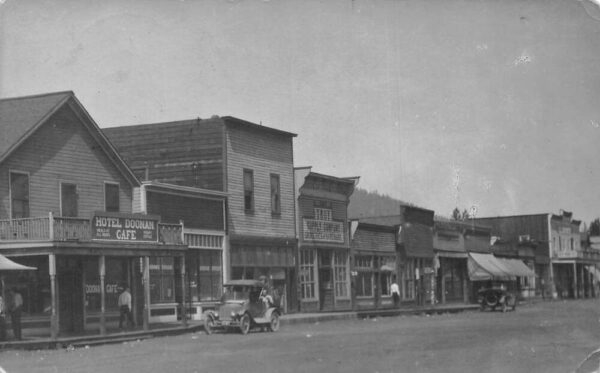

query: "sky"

left=1, top=0, right=600, bottom=225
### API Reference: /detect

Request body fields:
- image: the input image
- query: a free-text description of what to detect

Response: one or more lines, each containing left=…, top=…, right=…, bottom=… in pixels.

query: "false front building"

left=104, top=116, right=298, bottom=312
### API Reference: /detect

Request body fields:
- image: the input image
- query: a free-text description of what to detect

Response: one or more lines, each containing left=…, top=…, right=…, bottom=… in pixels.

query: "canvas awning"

left=0, top=254, right=36, bottom=271
left=468, top=253, right=533, bottom=281
left=498, top=258, right=535, bottom=278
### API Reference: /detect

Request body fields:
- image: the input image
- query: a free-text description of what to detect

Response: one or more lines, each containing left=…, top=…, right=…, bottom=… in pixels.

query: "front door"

left=319, top=251, right=334, bottom=311
left=58, top=258, right=84, bottom=334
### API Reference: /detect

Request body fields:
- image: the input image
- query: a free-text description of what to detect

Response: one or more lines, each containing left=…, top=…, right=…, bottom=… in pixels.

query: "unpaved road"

left=1, top=299, right=599, bottom=373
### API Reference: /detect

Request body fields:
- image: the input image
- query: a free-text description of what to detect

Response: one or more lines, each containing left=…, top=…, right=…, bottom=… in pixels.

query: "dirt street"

left=1, top=299, right=599, bottom=373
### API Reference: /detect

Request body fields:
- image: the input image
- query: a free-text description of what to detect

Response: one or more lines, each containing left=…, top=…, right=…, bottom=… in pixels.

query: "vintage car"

left=203, top=279, right=281, bottom=335
left=477, top=286, right=517, bottom=312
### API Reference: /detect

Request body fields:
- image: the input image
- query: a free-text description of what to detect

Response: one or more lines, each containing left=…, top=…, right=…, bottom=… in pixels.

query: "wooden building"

left=294, top=167, right=357, bottom=312
left=354, top=205, right=436, bottom=307
left=0, top=92, right=186, bottom=339
left=474, top=211, right=600, bottom=299
left=133, top=181, right=227, bottom=321
left=104, top=116, right=298, bottom=312
left=349, top=221, right=397, bottom=310
left=433, top=219, right=470, bottom=304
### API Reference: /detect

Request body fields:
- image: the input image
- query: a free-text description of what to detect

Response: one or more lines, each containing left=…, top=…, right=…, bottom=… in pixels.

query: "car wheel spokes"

left=239, top=314, right=250, bottom=335
left=268, top=313, right=280, bottom=332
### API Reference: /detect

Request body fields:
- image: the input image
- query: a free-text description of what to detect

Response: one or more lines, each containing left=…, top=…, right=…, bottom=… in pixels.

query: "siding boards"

left=351, top=227, right=395, bottom=253
left=146, top=191, right=224, bottom=230
left=226, top=125, right=295, bottom=238
left=104, top=119, right=224, bottom=190
left=0, top=105, right=133, bottom=219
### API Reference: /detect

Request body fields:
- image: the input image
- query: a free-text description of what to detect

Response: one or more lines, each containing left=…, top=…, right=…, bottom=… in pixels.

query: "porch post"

left=143, top=256, right=150, bottom=331
left=440, top=259, right=446, bottom=304
left=180, top=255, right=187, bottom=327
left=573, top=262, right=578, bottom=299
left=99, top=256, right=106, bottom=335
left=49, top=254, right=58, bottom=339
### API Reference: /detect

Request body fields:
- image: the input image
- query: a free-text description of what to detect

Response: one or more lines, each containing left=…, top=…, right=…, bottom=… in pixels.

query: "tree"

left=452, top=207, right=461, bottom=221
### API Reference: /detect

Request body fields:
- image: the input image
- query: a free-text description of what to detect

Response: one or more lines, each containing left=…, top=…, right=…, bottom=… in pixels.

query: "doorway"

left=58, top=257, right=84, bottom=334
left=319, top=251, right=333, bottom=311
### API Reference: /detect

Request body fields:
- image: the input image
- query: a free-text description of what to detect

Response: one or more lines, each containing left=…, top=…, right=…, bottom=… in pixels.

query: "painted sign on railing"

left=92, top=212, right=159, bottom=242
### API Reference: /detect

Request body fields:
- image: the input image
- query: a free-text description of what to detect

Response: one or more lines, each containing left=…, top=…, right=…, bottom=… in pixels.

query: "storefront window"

left=333, top=252, right=348, bottom=298
left=379, top=256, right=395, bottom=296
left=355, top=255, right=373, bottom=297
left=84, top=258, right=129, bottom=312
left=150, top=257, right=175, bottom=303
left=187, top=250, right=222, bottom=302
left=299, top=249, right=316, bottom=299
left=403, top=259, right=416, bottom=300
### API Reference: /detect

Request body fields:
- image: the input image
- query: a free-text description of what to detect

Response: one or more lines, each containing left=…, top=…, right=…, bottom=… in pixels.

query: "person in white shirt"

left=118, top=286, right=134, bottom=330
left=390, top=278, right=400, bottom=308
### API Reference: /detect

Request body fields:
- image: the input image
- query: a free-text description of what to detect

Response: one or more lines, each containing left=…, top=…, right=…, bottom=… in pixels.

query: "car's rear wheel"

left=204, top=315, right=214, bottom=335
left=268, top=313, right=280, bottom=332
left=239, top=314, right=250, bottom=335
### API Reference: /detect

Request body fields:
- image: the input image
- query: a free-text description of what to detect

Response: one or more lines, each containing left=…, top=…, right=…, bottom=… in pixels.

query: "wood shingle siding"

left=0, top=104, right=133, bottom=218
left=104, top=119, right=225, bottom=190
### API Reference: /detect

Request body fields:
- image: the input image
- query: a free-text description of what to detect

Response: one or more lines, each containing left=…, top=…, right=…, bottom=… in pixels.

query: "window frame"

left=270, top=173, right=281, bottom=215
left=299, top=249, right=317, bottom=300
left=104, top=182, right=120, bottom=212
left=243, top=169, right=254, bottom=213
left=60, top=182, right=78, bottom=217
left=333, top=252, right=350, bottom=299
left=9, top=170, right=30, bottom=219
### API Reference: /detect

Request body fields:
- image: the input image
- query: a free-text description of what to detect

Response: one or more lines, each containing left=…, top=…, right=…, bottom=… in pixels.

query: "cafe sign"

left=92, top=212, right=159, bottom=242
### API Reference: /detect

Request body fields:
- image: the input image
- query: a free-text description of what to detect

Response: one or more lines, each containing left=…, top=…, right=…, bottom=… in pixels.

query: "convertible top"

left=224, top=279, right=265, bottom=287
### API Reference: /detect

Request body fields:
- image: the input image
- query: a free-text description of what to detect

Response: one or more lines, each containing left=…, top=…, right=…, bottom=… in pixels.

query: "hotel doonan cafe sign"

left=92, top=212, right=159, bottom=242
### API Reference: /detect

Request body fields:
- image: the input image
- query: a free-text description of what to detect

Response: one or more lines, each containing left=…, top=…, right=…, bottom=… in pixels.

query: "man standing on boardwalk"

left=118, top=286, right=134, bottom=330
left=391, top=277, right=400, bottom=308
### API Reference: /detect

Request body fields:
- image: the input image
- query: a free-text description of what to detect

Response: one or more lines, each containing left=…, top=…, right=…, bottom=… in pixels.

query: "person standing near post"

left=0, top=292, right=6, bottom=341
left=8, top=288, right=23, bottom=340
left=118, top=286, right=133, bottom=330
left=390, top=277, right=400, bottom=308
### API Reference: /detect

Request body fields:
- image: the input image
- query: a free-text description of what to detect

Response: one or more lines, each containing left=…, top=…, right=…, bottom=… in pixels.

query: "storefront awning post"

left=49, top=253, right=58, bottom=340
left=180, top=255, right=187, bottom=327
left=143, top=256, right=150, bottom=331
left=99, top=256, right=106, bottom=335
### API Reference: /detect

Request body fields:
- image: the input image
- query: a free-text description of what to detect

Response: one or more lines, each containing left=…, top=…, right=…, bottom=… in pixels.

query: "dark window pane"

left=105, top=184, right=120, bottom=212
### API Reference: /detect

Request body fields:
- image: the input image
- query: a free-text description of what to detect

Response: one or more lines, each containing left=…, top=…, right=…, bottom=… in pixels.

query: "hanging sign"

left=92, top=212, right=159, bottom=242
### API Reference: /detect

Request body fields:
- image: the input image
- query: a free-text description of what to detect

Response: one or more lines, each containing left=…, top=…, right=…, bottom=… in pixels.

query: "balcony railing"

left=0, top=213, right=182, bottom=245
left=555, top=249, right=600, bottom=262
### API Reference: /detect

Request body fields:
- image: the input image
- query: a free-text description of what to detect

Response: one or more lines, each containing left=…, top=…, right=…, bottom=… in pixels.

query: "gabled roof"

left=0, top=91, right=140, bottom=186
left=0, top=91, right=72, bottom=162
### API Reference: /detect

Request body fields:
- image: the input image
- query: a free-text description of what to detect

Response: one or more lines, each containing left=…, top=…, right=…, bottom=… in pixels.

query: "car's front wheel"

left=239, top=314, right=250, bottom=335
left=268, top=313, right=280, bottom=332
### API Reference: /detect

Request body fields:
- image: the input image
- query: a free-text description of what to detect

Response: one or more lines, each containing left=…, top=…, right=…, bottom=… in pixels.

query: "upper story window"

left=104, top=183, right=120, bottom=212
left=10, top=171, right=30, bottom=219
left=314, top=208, right=332, bottom=221
left=243, top=169, right=254, bottom=213
left=270, top=174, right=280, bottom=215
left=61, top=183, right=78, bottom=217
